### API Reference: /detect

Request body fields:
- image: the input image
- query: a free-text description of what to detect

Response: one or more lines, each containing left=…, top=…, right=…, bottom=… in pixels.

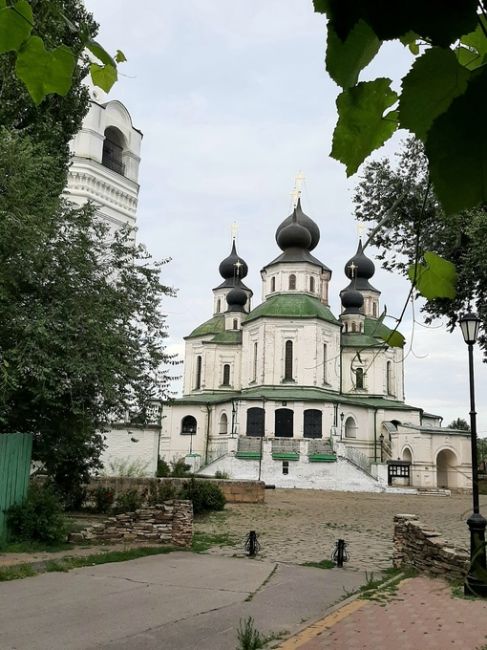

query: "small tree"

left=448, top=418, right=470, bottom=431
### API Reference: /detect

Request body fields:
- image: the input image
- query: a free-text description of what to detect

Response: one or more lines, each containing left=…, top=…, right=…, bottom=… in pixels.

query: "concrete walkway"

left=0, top=552, right=368, bottom=650
left=279, top=576, right=487, bottom=650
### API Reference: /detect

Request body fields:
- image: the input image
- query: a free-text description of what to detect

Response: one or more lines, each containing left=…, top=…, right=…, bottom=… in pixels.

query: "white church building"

left=66, top=94, right=472, bottom=492
left=160, top=199, right=472, bottom=492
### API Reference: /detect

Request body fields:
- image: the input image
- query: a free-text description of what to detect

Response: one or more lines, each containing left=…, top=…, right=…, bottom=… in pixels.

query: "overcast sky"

left=85, top=1, right=487, bottom=434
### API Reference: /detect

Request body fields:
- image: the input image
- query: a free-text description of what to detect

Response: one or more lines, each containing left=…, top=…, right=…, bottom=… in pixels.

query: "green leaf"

left=90, top=62, right=117, bottom=93
left=115, top=50, right=127, bottom=63
left=455, top=45, right=484, bottom=71
left=425, top=66, right=487, bottom=214
left=331, top=78, right=398, bottom=176
left=86, top=39, right=115, bottom=67
left=15, top=36, right=75, bottom=104
left=0, top=0, right=33, bottom=53
left=461, top=17, right=487, bottom=59
left=326, top=19, right=380, bottom=89
left=408, top=251, right=457, bottom=300
left=399, top=48, right=470, bottom=141
left=382, top=330, right=405, bottom=348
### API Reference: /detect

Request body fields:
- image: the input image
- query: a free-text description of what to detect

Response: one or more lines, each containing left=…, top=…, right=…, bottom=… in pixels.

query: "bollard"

left=332, top=539, right=349, bottom=567
left=244, top=530, right=260, bottom=557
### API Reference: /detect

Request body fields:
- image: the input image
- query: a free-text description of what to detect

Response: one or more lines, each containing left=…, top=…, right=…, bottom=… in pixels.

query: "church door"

left=275, top=408, right=293, bottom=438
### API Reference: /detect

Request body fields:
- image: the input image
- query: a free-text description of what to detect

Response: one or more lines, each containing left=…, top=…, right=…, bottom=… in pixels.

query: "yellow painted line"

left=279, top=599, right=368, bottom=649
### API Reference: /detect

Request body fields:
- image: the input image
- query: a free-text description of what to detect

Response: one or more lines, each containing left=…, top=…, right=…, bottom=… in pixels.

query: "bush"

left=147, top=481, right=179, bottom=505
left=170, top=458, right=191, bottom=477
left=92, top=486, right=115, bottom=513
left=181, top=479, right=226, bottom=515
left=114, top=489, right=143, bottom=513
left=157, top=458, right=170, bottom=477
left=7, top=483, right=67, bottom=545
left=214, top=470, right=229, bottom=479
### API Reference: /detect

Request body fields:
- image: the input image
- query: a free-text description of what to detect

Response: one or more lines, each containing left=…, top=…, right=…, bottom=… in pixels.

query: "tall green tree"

left=353, top=137, right=487, bottom=359
left=448, top=418, right=470, bottom=431
left=0, top=130, right=175, bottom=505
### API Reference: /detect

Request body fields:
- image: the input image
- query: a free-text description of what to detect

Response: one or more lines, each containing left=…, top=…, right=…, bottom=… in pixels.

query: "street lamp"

left=231, top=399, right=237, bottom=438
left=459, top=311, right=487, bottom=597
left=379, top=433, right=384, bottom=463
left=340, top=412, right=344, bottom=440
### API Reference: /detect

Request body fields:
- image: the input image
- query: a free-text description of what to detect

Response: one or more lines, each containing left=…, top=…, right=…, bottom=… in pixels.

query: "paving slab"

left=0, top=552, right=367, bottom=650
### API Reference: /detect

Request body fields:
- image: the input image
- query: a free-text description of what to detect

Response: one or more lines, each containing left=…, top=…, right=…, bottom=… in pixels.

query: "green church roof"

left=186, top=314, right=225, bottom=339
left=342, top=317, right=405, bottom=348
left=244, top=293, right=340, bottom=325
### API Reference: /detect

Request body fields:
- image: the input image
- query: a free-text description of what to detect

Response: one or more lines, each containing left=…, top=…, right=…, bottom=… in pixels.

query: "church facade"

left=161, top=200, right=472, bottom=492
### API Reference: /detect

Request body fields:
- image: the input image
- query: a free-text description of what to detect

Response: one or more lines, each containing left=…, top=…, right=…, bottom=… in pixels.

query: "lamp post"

left=231, top=399, right=237, bottom=438
left=379, top=433, right=384, bottom=463
left=340, top=412, right=344, bottom=440
left=459, top=312, right=487, bottom=597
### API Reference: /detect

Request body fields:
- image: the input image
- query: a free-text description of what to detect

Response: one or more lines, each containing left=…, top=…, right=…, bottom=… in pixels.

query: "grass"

left=301, top=559, right=335, bottom=570
left=191, top=531, right=238, bottom=553
left=0, top=539, right=73, bottom=554
left=0, top=564, right=38, bottom=581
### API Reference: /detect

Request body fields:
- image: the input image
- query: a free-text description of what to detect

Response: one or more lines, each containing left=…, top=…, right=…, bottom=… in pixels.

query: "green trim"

left=235, top=451, right=262, bottom=460
left=244, top=293, right=340, bottom=325
left=272, top=452, right=300, bottom=460
left=308, top=453, right=337, bottom=462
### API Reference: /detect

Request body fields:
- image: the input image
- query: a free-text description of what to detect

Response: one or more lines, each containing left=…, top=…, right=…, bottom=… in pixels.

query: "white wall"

left=101, top=427, right=159, bottom=476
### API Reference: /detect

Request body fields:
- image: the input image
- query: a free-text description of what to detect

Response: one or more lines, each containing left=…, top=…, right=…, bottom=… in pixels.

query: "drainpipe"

left=373, top=408, right=378, bottom=463
left=156, top=400, right=163, bottom=476
left=205, top=403, right=211, bottom=465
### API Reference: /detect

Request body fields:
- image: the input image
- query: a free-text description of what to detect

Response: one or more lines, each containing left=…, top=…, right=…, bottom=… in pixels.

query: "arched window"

left=195, top=355, right=202, bottom=390
left=181, top=415, right=197, bottom=434
left=344, top=322, right=348, bottom=333
left=222, top=364, right=230, bottom=386
left=102, top=126, right=125, bottom=175
left=271, top=277, right=276, bottom=292
left=289, top=274, right=296, bottom=290
left=351, top=322, right=356, bottom=332
left=246, top=407, right=265, bottom=437
left=233, top=319, right=238, bottom=330
left=323, top=344, right=327, bottom=384
left=344, top=416, right=357, bottom=438
left=355, top=367, right=364, bottom=390
left=309, top=276, right=315, bottom=293
left=284, top=340, right=293, bottom=380
left=219, top=413, right=228, bottom=435
left=253, top=342, right=258, bottom=381
left=275, top=408, right=294, bottom=437
left=386, top=361, right=393, bottom=395
left=373, top=302, right=378, bottom=318
left=304, top=409, right=322, bottom=438
left=216, top=299, right=221, bottom=313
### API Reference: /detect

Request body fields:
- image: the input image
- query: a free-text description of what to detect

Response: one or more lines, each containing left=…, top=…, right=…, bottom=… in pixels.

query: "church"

left=160, top=197, right=472, bottom=492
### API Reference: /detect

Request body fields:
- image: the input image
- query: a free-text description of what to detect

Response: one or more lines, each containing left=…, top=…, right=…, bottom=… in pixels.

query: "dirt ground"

left=195, top=488, right=484, bottom=571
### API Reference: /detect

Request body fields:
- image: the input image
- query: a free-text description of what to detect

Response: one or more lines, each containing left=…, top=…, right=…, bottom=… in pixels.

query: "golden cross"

left=291, top=170, right=305, bottom=207
left=356, top=221, right=365, bottom=239
left=231, top=221, right=238, bottom=242
left=348, top=261, right=357, bottom=277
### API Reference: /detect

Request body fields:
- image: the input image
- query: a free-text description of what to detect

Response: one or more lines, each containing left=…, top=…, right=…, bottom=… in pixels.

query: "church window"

left=181, top=415, right=197, bottom=434
left=275, top=408, right=294, bottom=437
left=219, top=413, right=228, bottom=435
left=304, top=409, right=322, bottom=438
left=373, top=302, right=377, bottom=318
left=222, top=364, right=230, bottom=386
left=355, top=367, right=364, bottom=390
left=284, top=340, right=293, bottom=380
left=246, top=407, right=265, bottom=437
left=253, top=342, right=258, bottom=381
left=387, top=361, right=393, bottom=395
left=323, top=344, right=327, bottom=383
left=195, top=356, right=202, bottom=389
left=102, top=126, right=125, bottom=175
left=309, top=276, right=315, bottom=293
left=282, top=461, right=289, bottom=475
left=344, top=416, right=357, bottom=438
left=216, top=299, right=221, bottom=313
left=289, top=274, right=296, bottom=290
left=271, top=276, right=276, bottom=292
left=351, top=322, right=356, bottom=333
left=233, top=319, right=238, bottom=330
left=344, top=322, right=348, bottom=333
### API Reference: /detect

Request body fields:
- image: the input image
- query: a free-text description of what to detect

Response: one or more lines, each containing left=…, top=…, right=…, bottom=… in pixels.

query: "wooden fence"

left=0, top=433, right=33, bottom=541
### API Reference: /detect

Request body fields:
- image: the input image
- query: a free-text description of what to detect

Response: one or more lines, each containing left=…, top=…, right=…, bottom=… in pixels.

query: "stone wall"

left=70, top=500, right=192, bottom=547
left=87, top=476, right=265, bottom=504
left=393, top=513, right=469, bottom=581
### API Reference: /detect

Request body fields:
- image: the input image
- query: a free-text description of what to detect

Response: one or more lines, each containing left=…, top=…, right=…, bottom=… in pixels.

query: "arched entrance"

left=436, top=449, right=458, bottom=488
left=403, top=447, right=412, bottom=463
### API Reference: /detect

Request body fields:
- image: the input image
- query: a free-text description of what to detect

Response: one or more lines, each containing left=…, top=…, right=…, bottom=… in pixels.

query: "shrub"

left=170, top=458, right=191, bottom=477
left=181, top=479, right=226, bottom=515
left=147, top=481, right=179, bottom=505
left=114, top=489, right=143, bottom=513
left=236, top=617, right=264, bottom=650
left=157, top=458, right=170, bottom=477
left=92, top=486, right=115, bottom=513
left=214, top=470, right=229, bottom=479
left=104, top=458, right=150, bottom=478
left=7, top=483, right=67, bottom=545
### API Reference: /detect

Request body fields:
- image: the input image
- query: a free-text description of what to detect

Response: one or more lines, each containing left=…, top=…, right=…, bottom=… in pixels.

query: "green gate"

left=0, top=433, right=33, bottom=541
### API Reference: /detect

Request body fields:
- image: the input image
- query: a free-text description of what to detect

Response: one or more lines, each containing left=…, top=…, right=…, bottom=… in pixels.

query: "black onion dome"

left=344, top=240, right=375, bottom=280
left=218, top=240, right=248, bottom=280
left=277, top=209, right=312, bottom=251
left=340, top=288, right=364, bottom=313
left=226, top=286, right=247, bottom=312
left=275, top=198, right=320, bottom=251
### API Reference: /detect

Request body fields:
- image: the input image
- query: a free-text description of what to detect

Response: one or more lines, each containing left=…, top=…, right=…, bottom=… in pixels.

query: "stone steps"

left=417, top=488, right=451, bottom=497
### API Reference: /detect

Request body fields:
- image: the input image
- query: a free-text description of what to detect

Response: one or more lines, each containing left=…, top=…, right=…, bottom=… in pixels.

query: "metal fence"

left=340, top=445, right=373, bottom=475
left=0, top=433, right=33, bottom=541
left=307, top=439, right=334, bottom=456
left=206, top=440, right=228, bottom=465
left=237, top=437, right=262, bottom=453
left=271, top=439, right=300, bottom=454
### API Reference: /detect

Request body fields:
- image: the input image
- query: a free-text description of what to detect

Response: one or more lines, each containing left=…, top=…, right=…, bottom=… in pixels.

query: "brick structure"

left=70, top=500, right=192, bottom=547
left=393, top=513, right=469, bottom=581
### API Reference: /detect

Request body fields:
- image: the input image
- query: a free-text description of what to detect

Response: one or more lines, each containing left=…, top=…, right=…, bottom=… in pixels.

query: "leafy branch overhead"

left=0, top=0, right=123, bottom=103
left=314, top=1, right=487, bottom=216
